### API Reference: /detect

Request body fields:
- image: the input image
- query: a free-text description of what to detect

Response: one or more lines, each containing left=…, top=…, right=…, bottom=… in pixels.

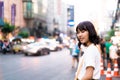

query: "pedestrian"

left=2, top=40, right=10, bottom=54
left=69, top=38, right=74, bottom=55
left=105, top=38, right=112, bottom=63
left=100, top=38, right=106, bottom=57
left=71, top=38, right=80, bottom=68
left=109, top=41, right=118, bottom=70
left=100, top=38, right=107, bottom=70
left=116, top=49, right=120, bottom=72
left=74, top=21, right=101, bottom=80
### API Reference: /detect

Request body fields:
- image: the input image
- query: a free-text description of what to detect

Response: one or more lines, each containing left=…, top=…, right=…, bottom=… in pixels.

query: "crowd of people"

left=100, top=37, right=120, bottom=70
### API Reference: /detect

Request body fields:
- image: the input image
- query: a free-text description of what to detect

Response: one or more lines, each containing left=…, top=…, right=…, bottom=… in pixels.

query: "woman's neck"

left=84, top=42, right=92, bottom=47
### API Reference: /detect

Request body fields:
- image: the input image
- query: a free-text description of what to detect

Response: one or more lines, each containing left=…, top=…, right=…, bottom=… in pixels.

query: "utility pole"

left=111, top=0, right=120, bottom=29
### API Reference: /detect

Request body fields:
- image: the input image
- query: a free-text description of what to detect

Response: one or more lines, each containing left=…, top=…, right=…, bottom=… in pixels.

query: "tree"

left=105, top=29, right=115, bottom=41
left=1, top=22, right=15, bottom=39
left=18, top=31, right=29, bottom=38
left=108, top=29, right=115, bottom=37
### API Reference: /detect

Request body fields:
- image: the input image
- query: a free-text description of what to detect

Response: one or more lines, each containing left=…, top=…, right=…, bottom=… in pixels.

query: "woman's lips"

left=79, top=38, right=84, bottom=41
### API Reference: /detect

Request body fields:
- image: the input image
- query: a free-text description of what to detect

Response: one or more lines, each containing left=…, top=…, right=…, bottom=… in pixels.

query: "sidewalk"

left=100, top=75, right=120, bottom=80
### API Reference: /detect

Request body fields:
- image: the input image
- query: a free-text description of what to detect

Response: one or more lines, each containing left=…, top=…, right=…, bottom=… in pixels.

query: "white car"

left=40, top=38, right=63, bottom=51
left=22, top=41, right=50, bottom=56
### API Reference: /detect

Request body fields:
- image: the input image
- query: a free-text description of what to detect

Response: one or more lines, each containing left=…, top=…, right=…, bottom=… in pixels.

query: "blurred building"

left=0, top=0, right=25, bottom=28
left=47, top=0, right=67, bottom=35
left=2, top=0, right=120, bottom=39
left=0, top=0, right=68, bottom=38
left=32, top=0, right=68, bottom=37
left=0, top=0, right=26, bottom=39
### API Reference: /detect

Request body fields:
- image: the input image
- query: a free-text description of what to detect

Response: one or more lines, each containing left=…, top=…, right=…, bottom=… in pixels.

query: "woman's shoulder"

left=88, top=44, right=97, bottom=49
left=88, top=44, right=100, bottom=53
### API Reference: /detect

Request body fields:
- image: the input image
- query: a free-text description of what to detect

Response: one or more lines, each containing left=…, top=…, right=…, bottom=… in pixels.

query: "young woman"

left=74, top=21, right=101, bottom=80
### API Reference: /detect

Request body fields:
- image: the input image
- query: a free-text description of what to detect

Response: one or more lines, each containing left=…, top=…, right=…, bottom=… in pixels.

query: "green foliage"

left=1, top=22, right=15, bottom=33
left=107, top=29, right=114, bottom=37
left=18, top=31, right=29, bottom=38
left=105, top=29, right=115, bottom=41
left=105, top=36, right=111, bottom=41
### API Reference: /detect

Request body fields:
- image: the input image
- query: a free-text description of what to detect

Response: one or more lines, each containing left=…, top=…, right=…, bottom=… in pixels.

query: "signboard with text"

left=67, top=5, right=74, bottom=27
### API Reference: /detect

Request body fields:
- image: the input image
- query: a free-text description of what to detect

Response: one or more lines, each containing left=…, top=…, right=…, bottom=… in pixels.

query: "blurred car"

left=12, top=43, right=21, bottom=53
left=22, top=41, right=50, bottom=56
left=11, top=38, right=29, bottom=54
left=40, top=38, right=63, bottom=51
left=12, top=42, right=29, bottom=54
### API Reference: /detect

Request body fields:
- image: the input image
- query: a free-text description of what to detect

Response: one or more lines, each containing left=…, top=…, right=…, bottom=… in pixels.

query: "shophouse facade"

left=0, top=0, right=47, bottom=38
left=0, top=0, right=68, bottom=39
left=0, top=0, right=26, bottom=39
left=0, top=0, right=26, bottom=28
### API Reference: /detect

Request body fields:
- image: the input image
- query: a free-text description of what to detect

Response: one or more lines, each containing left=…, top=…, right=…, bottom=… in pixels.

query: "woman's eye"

left=81, top=30, right=85, bottom=33
left=76, top=30, right=86, bottom=34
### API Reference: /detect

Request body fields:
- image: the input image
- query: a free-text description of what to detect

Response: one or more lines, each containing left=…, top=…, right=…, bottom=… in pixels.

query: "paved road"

left=0, top=48, right=76, bottom=80
left=0, top=48, right=120, bottom=80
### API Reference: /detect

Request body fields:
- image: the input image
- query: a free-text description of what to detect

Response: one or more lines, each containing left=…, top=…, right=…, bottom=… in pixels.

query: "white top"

left=77, top=44, right=101, bottom=79
left=109, top=45, right=118, bottom=59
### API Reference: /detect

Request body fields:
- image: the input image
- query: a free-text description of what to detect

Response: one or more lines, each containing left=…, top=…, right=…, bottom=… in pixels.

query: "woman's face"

left=77, top=29, right=91, bottom=46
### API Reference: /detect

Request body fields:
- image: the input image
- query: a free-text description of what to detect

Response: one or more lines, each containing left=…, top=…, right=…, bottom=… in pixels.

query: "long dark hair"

left=76, top=21, right=100, bottom=47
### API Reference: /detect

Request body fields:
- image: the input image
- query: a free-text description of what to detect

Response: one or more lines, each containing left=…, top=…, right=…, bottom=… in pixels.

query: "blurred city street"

left=0, top=0, right=120, bottom=80
left=0, top=48, right=120, bottom=80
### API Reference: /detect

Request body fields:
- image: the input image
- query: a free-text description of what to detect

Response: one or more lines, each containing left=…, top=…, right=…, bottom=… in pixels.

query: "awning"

left=0, top=18, right=4, bottom=27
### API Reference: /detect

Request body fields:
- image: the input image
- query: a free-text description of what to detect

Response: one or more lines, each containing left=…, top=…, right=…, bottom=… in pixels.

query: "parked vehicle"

left=12, top=42, right=29, bottom=54
left=11, top=38, right=22, bottom=54
left=40, top=38, right=63, bottom=51
left=22, top=41, right=50, bottom=56
left=11, top=38, right=29, bottom=54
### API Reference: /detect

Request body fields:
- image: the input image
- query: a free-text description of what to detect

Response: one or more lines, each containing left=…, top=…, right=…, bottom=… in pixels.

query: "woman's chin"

left=80, top=41, right=85, bottom=44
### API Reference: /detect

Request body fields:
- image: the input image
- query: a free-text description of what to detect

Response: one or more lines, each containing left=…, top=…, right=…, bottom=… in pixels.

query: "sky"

left=63, top=0, right=118, bottom=33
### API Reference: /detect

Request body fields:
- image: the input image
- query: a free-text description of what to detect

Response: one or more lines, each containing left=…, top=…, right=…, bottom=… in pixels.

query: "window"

left=0, top=1, right=4, bottom=19
left=11, top=4, right=16, bottom=25
left=0, top=1, right=4, bottom=26
left=23, top=2, right=33, bottom=19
